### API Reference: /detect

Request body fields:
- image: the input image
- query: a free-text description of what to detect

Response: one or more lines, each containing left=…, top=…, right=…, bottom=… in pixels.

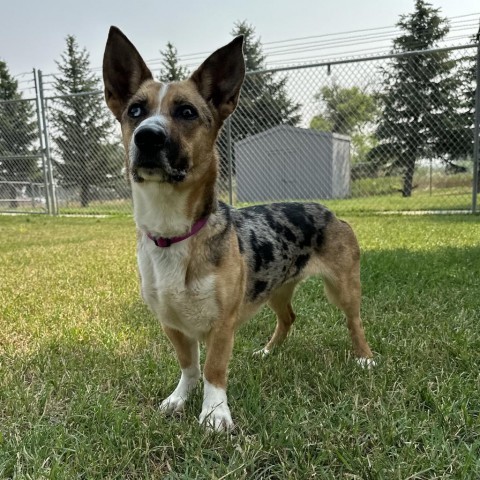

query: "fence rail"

left=1, top=43, right=479, bottom=216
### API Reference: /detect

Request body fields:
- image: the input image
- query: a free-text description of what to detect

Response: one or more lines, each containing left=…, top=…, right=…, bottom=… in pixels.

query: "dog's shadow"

left=108, top=296, right=356, bottom=407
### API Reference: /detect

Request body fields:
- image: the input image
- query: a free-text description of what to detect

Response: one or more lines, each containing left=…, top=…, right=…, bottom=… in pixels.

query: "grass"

left=0, top=213, right=479, bottom=479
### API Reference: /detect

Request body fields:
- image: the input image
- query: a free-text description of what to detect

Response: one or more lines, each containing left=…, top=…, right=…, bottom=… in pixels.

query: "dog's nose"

left=134, top=125, right=167, bottom=150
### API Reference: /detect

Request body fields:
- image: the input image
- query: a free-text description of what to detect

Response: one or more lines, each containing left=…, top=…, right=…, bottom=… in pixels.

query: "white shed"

left=235, top=125, right=350, bottom=202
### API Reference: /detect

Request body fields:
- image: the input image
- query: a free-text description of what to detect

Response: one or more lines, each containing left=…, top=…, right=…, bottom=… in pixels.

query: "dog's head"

left=102, top=27, right=245, bottom=185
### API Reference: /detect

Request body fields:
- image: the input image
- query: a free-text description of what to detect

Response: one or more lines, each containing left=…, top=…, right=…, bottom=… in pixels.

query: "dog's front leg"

left=159, top=326, right=201, bottom=413
left=200, top=323, right=235, bottom=432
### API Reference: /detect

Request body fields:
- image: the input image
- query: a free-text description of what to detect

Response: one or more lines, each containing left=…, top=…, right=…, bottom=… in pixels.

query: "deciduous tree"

left=310, top=82, right=378, bottom=163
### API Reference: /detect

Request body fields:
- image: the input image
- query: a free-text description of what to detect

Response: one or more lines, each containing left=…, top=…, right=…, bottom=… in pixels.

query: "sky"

left=0, top=0, right=479, bottom=82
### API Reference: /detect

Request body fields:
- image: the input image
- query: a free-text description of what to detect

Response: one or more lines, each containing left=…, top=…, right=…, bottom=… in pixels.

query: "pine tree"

left=231, top=21, right=301, bottom=137
left=454, top=35, right=478, bottom=182
left=158, top=42, right=188, bottom=82
left=217, top=21, right=301, bottom=185
left=0, top=61, right=38, bottom=207
left=468, top=35, right=480, bottom=190
left=51, top=35, right=123, bottom=207
left=370, top=0, right=462, bottom=197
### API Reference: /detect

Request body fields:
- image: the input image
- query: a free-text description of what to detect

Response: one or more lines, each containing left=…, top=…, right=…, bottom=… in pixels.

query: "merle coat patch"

left=211, top=201, right=334, bottom=302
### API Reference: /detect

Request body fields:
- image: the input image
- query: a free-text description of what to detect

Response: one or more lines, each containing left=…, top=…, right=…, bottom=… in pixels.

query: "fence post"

left=33, top=69, right=52, bottom=215
left=226, top=117, right=233, bottom=205
left=472, top=40, right=480, bottom=214
left=38, top=70, right=58, bottom=215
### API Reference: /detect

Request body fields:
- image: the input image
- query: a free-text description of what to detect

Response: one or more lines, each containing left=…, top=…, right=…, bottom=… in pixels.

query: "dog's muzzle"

left=131, top=121, right=187, bottom=183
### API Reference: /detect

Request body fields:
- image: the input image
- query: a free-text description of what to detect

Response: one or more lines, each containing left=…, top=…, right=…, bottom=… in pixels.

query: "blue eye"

left=128, top=104, right=145, bottom=118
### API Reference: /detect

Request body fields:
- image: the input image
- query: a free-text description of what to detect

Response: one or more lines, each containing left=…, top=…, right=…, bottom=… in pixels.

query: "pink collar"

left=146, top=217, right=209, bottom=248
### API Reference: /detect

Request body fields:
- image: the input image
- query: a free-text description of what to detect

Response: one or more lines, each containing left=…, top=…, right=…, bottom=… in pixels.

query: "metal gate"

left=0, top=71, right=56, bottom=214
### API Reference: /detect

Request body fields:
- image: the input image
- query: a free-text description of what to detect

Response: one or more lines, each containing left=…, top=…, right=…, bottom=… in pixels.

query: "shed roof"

left=235, top=124, right=350, bottom=146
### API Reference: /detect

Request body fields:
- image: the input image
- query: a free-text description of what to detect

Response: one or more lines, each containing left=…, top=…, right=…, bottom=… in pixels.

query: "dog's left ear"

left=190, top=36, right=245, bottom=121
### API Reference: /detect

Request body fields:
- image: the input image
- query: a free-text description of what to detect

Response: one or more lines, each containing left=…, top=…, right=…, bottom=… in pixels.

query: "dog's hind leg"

left=319, top=220, right=374, bottom=366
left=323, top=273, right=373, bottom=362
left=255, top=282, right=297, bottom=356
left=159, top=326, right=201, bottom=413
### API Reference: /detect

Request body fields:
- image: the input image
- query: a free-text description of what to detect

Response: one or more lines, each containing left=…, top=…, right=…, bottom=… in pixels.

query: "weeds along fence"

left=1, top=43, right=479, bottom=215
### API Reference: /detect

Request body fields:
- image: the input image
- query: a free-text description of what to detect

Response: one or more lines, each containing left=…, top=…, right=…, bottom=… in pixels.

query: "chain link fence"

left=218, top=43, right=480, bottom=214
left=43, top=93, right=130, bottom=214
left=0, top=96, right=48, bottom=213
left=1, top=43, right=479, bottom=215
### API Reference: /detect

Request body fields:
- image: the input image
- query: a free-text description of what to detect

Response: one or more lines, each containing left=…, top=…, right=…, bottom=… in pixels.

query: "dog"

left=102, top=27, right=374, bottom=431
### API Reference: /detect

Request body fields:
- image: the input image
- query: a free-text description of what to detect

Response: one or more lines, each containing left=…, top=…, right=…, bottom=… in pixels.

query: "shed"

left=235, top=125, right=350, bottom=202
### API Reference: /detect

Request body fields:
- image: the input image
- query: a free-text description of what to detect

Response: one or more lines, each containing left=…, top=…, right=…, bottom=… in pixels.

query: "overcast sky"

left=1, top=0, right=479, bottom=80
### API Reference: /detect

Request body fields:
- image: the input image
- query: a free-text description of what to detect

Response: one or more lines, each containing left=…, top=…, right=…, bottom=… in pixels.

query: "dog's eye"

left=128, top=103, right=145, bottom=119
left=175, top=105, right=198, bottom=121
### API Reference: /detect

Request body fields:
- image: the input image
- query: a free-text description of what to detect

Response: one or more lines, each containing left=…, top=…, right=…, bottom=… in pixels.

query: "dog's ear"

left=102, top=26, right=153, bottom=121
left=190, top=36, right=245, bottom=121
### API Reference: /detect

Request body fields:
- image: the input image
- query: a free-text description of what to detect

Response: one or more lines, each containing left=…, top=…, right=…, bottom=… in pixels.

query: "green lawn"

left=0, top=214, right=479, bottom=479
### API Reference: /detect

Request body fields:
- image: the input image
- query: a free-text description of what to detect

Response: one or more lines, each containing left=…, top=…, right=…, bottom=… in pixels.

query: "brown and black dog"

left=102, top=27, right=374, bottom=431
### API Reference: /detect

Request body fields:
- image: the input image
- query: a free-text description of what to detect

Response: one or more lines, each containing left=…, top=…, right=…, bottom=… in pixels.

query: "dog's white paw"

left=200, top=379, right=233, bottom=432
left=356, top=357, right=376, bottom=369
left=199, top=402, right=234, bottom=432
left=253, top=347, right=270, bottom=358
left=159, top=366, right=200, bottom=414
left=159, top=392, right=188, bottom=414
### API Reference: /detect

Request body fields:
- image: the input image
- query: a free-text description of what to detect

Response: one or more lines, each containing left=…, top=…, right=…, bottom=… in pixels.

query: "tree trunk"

left=402, top=159, right=415, bottom=198
left=8, top=183, right=18, bottom=208
left=80, top=184, right=90, bottom=207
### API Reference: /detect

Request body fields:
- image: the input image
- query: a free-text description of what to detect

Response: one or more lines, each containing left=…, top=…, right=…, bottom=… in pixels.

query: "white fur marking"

left=199, top=378, right=233, bottom=432
left=135, top=114, right=168, bottom=133
left=139, top=237, right=219, bottom=341
left=253, top=347, right=270, bottom=358
left=157, top=83, right=169, bottom=113
left=356, top=357, right=376, bottom=369
left=160, top=363, right=201, bottom=413
left=132, top=181, right=191, bottom=237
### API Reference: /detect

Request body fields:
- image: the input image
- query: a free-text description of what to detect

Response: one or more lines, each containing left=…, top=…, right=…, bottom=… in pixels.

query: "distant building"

left=235, top=125, right=351, bottom=202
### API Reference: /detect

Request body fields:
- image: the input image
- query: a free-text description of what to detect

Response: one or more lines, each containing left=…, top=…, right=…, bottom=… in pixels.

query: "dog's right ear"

left=102, top=26, right=153, bottom=121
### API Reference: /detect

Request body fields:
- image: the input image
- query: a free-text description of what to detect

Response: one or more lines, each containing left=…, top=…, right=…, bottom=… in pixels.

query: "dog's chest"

left=138, top=239, right=218, bottom=339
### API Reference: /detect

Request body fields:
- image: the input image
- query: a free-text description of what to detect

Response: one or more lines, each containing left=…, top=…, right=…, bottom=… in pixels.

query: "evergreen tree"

left=51, top=35, right=123, bottom=207
left=158, top=42, right=188, bottom=82
left=231, top=21, right=301, bottom=137
left=467, top=34, right=480, bottom=190
left=0, top=61, right=39, bottom=206
left=454, top=35, right=478, bottom=182
left=218, top=21, right=301, bottom=185
left=370, top=0, right=462, bottom=197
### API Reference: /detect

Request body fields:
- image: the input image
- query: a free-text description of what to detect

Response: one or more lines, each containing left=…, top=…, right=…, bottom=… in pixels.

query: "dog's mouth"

left=130, top=144, right=188, bottom=184
left=129, top=121, right=189, bottom=184
left=132, top=165, right=187, bottom=184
